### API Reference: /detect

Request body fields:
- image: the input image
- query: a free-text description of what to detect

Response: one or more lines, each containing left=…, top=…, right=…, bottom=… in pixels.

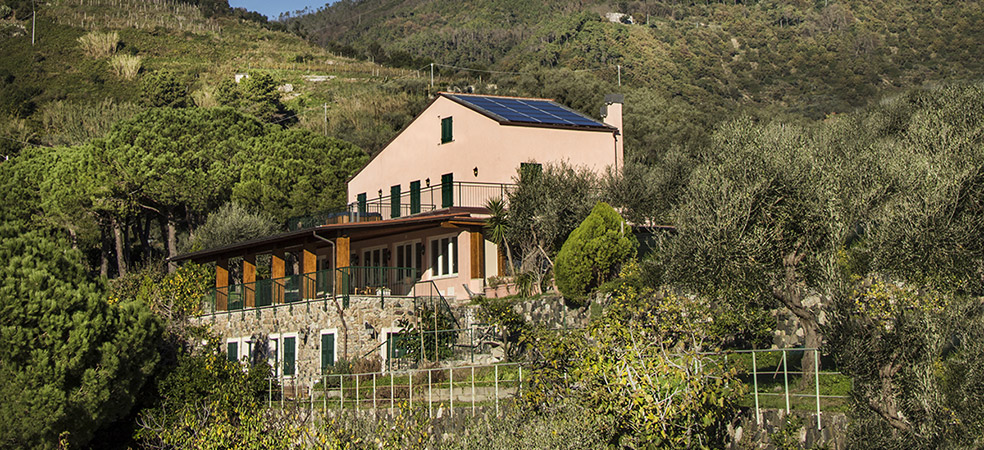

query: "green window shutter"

left=283, top=336, right=296, bottom=376
left=441, top=173, right=453, bottom=208
left=321, top=333, right=335, bottom=372
left=410, top=180, right=421, bottom=214
left=441, top=117, right=453, bottom=143
left=390, top=185, right=401, bottom=218
left=357, top=193, right=367, bottom=215
left=227, top=342, right=238, bottom=362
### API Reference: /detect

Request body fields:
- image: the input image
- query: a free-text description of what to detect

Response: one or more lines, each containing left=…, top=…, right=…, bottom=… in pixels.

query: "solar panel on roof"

left=448, top=95, right=609, bottom=128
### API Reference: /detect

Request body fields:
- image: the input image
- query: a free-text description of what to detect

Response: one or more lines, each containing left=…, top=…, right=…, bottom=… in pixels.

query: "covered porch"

left=170, top=208, right=500, bottom=315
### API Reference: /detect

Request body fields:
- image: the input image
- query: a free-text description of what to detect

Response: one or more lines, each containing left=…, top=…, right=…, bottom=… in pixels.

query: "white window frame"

left=279, top=332, right=299, bottom=379
left=225, top=336, right=251, bottom=363
left=267, top=333, right=280, bottom=376
left=429, top=234, right=459, bottom=279
left=380, top=326, right=403, bottom=370
left=319, top=328, right=338, bottom=372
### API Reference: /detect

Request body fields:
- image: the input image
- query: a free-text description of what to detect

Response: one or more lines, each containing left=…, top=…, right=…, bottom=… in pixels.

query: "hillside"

left=0, top=0, right=431, bottom=156
left=293, top=0, right=984, bottom=123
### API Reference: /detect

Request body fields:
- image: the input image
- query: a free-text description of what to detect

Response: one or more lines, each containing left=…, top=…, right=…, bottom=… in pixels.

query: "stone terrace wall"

left=192, top=296, right=419, bottom=379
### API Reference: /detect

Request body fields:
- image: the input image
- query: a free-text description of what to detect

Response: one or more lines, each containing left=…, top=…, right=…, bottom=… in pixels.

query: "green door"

left=321, top=333, right=335, bottom=373
left=391, top=185, right=401, bottom=218
left=283, top=336, right=296, bottom=376
left=441, top=173, right=453, bottom=208
left=227, top=342, right=238, bottom=362
left=357, top=193, right=367, bottom=215
left=410, top=180, right=421, bottom=214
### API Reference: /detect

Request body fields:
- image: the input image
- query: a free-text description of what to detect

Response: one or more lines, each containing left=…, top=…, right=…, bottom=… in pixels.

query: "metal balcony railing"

left=287, top=182, right=516, bottom=230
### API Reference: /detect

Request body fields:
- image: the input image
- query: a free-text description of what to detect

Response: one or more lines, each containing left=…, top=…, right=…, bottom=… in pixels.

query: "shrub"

left=77, top=31, right=119, bottom=58
left=141, top=70, right=189, bottom=108
left=109, top=54, right=141, bottom=80
left=554, top=202, right=636, bottom=305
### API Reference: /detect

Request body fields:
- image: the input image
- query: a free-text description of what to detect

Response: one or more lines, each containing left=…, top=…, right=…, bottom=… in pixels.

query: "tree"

left=215, top=73, right=293, bottom=123
left=141, top=70, right=189, bottom=108
left=192, top=202, right=280, bottom=251
left=656, top=117, right=840, bottom=382
left=231, top=128, right=368, bottom=224
left=506, top=162, right=600, bottom=293
left=554, top=202, right=636, bottom=304
left=0, top=224, right=162, bottom=449
left=102, top=107, right=266, bottom=269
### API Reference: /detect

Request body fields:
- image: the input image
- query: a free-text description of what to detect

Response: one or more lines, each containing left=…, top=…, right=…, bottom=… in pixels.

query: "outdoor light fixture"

left=473, top=167, right=479, bottom=177
left=426, top=178, right=430, bottom=187
left=378, top=189, right=383, bottom=198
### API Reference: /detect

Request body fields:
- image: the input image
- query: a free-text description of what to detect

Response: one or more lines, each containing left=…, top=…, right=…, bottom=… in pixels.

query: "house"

left=171, top=92, right=624, bottom=380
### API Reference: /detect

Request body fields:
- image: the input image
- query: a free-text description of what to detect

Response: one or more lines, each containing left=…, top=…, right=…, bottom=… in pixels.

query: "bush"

left=554, top=202, right=636, bottom=305
left=109, top=54, right=141, bottom=80
left=77, top=31, right=119, bottom=58
left=141, top=70, right=189, bottom=108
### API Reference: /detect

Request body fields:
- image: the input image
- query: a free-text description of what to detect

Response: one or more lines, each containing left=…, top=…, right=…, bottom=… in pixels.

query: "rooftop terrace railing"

left=287, top=181, right=516, bottom=230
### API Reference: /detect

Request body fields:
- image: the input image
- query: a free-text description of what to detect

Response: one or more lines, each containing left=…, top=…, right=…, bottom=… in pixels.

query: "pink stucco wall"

left=348, top=94, right=623, bottom=204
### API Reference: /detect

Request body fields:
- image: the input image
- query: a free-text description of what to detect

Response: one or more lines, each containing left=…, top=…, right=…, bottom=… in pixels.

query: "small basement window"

left=441, top=117, right=453, bottom=143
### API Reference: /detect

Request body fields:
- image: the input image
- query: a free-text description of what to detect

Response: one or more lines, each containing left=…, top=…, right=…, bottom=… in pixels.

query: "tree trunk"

left=866, top=357, right=911, bottom=433
left=773, top=250, right=822, bottom=388
left=166, top=208, right=178, bottom=273
left=100, top=226, right=109, bottom=278
left=112, top=216, right=127, bottom=277
left=140, top=213, right=153, bottom=263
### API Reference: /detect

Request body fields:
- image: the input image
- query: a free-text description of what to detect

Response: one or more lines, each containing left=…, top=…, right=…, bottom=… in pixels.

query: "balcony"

left=200, top=266, right=453, bottom=317
left=288, top=181, right=516, bottom=230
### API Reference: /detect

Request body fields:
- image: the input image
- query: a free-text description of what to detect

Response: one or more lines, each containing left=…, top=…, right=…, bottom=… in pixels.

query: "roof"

left=442, top=93, right=614, bottom=131
left=169, top=208, right=488, bottom=263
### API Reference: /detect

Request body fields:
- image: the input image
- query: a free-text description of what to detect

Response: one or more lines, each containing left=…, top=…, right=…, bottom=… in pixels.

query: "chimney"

left=601, top=94, right=624, bottom=171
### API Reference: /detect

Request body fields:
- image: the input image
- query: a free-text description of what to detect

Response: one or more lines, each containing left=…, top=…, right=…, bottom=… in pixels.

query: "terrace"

left=289, top=181, right=515, bottom=230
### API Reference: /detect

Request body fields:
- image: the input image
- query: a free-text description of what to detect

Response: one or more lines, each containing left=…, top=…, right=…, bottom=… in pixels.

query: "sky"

left=228, top=0, right=327, bottom=20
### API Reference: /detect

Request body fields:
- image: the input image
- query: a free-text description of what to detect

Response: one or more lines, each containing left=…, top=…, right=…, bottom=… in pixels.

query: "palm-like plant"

left=484, top=197, right=515, bottom=276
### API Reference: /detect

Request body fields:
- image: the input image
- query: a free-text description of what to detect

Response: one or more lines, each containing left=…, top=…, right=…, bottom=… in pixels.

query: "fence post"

left=495, top=364, right=499, bottom=416
left=752, top=351, right=760, bottom=425
left=391, top=371, right=395, bottom=415
left=356, top=375, right=360, bottom=413
left=783, top=349, right=790, bottom=413
left=450, top=368, right=454, bottom=417
left=323, top=374, right=327, bottom=413
left=428, top=369, right=433, bottom=419
left=815, top=348, right=822, bottom=430
left=519, top=365, right=523, bottom=395
left=410, top=371, right=413, bottom=410
left=373, top=373, right=377, bottom=412
left=471, top=366, right=476, bottom=417
left=340, top=375, right=344, bottom=410
left=268, top=378, right=272, bottom=409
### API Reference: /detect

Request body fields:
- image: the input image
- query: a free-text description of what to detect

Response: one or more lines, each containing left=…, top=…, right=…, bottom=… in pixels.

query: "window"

left=320, top=331, right=336, bottom=373
left=227, top=341, right=238, bottom=362
left=396, top=241, right=422, bottom=281
left=268, top=336, right=279, bottom=373
left=430, top=235, right=458, bottom=277
left=283, top=336, right=296, bottom=377
left=441, top=116, right=453, bottom=143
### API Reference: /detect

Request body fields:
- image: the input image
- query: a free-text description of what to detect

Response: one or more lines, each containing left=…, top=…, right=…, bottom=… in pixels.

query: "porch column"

left=243, top=253, right=256, bottom=308
left=302, top=243, right=317, bottom=300
left=335, top=236, right=350, bottom=295
left=215, top=257, right=229, bottom=311
left=271, top=249, right=285, bottom=304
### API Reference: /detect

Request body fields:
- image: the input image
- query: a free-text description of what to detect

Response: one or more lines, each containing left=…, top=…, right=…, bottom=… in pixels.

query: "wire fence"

left=254, top=348, right=848, bottom=429
left=265, top=362, right=523, bottom=419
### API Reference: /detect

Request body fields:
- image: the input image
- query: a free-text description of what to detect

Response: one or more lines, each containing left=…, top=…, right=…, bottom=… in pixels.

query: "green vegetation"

left=0, top=224, right=162, bottom=449
left=554, top=202, right=636, bottom=304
